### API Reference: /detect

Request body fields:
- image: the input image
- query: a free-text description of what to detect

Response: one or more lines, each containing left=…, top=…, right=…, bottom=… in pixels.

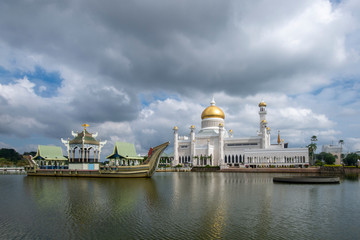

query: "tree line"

left=307, top=136, right=359, bottom=166
left=0, top=148, right=36, bottom=167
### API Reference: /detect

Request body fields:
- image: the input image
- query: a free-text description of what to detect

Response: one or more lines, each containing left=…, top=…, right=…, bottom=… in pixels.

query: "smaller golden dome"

left=266, top=127, right=270, bottom=130
left=173, top=126, right=178, bottom=130
left=219, top=123, right=224, bottom=127
left=190, top=125, right=195, bottom=129
left=259, top=101, right=267, bottom=107
left=229, top=129, right=233, bottom=133
left=261, top=120, right=267, bottom=123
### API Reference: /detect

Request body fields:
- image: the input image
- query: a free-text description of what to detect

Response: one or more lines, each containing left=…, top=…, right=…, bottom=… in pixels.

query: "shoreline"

left=157, top=167, right=360, bottom=174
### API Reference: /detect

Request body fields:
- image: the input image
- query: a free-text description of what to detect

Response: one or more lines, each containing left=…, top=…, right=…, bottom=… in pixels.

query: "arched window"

left=232, top=155, right=234, bottom=163
left=225, top=155, right=227, bottom=163
left=236, top=155, right=238, bottom=163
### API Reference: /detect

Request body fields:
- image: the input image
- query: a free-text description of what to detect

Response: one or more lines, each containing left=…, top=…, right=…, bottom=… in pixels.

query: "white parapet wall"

left=69, top=163, right=99, bottom=170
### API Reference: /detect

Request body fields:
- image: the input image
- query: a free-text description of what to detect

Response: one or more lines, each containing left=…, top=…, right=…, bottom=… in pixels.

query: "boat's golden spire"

left=82, top=123, right=90, bottom=130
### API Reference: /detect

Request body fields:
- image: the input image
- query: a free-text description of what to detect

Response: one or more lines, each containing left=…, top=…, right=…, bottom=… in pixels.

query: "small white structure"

left=173, top=99, right=309, bottom=168
left=61, top=124, right=106, bottom=170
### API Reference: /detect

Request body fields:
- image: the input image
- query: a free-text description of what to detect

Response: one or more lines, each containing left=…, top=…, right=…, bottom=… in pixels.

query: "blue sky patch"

left=139, top=92, right=181, bottom=107
left=0, top=65, right=63, bottom=98
left=15, top=66, right=63, bottom=98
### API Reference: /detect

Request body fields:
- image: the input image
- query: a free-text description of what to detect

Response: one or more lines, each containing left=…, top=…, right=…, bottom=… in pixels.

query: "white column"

left=219, top=123, right=225, bottom=168
left=190, top=125, right=196, bottom=166
left=173, top=126, right=179, bottom=166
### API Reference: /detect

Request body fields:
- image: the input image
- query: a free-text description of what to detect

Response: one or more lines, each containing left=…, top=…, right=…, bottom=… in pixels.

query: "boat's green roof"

left=69, top=130, right=99, bottom=145
left=106, top=142, right=144, bottom=160
left=33, top=145, right=67, bottom=161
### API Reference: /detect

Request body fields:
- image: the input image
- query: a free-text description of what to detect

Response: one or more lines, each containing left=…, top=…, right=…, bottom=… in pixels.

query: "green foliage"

left=175, top=164, right=183, bottom=168
left=0, top=148, right=22, bottom=162
left=316, top=152, right=335, bottom=165
left=307, top=142, right=317, bottom=164
left=343, top=153, right=359, bottom=166
left=0, top=158, right=27, bottom=167
left=323, top=164, right=342, bottom=167
left=311, top=135, right=318, bottom=142
left=204, top=165, right=219, bottom=168
left=315, top=160, right=324, bottom=166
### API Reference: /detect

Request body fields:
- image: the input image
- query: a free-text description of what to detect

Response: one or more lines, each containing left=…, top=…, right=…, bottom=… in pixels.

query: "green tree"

left=343, top=153, right=359, bottom=166
left=316, top=152, right=335, bottom=165
left=0, top=148, right=22, bottom=162
left=315, top=159, right=324, bottom=166
left=311, top=135, right=318, bottom=142
left=307, top=142, right=317, bottom=165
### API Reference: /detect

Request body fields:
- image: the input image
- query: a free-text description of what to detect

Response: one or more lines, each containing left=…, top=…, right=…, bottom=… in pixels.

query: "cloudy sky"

left=0, top=0, right=359, bottom=157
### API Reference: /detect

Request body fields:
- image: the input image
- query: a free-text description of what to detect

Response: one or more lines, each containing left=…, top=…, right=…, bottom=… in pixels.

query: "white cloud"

left=0, top=0, right=359, bottom=154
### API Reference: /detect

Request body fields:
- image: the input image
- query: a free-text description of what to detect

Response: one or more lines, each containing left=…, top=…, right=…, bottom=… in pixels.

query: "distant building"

left=106, top=142, right=144, bottom=166
left=173, top=99, right=309, bottom=168
left=32, top=145, right=68, bottom=169
left=322, top=145, right=342, bottom=165
left=61, top=124, right=107, bottom=170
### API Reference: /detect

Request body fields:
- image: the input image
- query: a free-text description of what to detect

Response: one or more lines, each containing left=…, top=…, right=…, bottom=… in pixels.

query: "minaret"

left=259, top=100, right=267, bottom=129
left=259, top=101, right=267, bottom=149
left=190, top=125, right=196, bottom=165
left=173, top=126, right=179, bottom=166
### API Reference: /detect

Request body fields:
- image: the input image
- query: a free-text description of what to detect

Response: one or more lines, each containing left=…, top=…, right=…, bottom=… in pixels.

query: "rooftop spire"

left=82, top=123, right=89, bottom=131
left=277, top=130, right=281, bottom=144
left=210, top=96, right=215, bottom=106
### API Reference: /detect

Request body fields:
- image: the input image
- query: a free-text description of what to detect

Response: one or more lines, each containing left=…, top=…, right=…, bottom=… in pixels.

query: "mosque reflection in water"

left=20, top=172, right=360, bottom=239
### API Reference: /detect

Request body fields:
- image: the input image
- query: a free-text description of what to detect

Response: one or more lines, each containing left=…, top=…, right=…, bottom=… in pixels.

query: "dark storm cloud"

left=1, top=0, right=360, bottom=152
left=69, top=86, right=139, bottom=123
left=0, top=0, right=348, bottom=97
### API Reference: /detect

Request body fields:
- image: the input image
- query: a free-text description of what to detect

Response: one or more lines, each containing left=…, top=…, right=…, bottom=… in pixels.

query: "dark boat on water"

left=25, top=142, right=169, bottom=178
left=273, top=176, right=340, bottom=184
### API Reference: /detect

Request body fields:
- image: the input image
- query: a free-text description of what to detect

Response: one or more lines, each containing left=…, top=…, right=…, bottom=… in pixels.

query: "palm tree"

left=308, top=135, right=318, bottom=165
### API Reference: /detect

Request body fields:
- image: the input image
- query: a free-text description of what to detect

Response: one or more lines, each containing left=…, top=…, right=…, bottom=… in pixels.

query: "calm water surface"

left=0, top=172, right=359, bottom=240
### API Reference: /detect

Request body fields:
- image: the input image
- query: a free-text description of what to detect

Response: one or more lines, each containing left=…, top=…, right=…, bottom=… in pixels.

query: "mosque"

left=173, top=99, right=309, bottom=168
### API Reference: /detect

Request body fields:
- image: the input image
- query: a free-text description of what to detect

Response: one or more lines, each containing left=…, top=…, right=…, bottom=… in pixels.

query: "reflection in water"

left=0, top=173, right=359, bottom=239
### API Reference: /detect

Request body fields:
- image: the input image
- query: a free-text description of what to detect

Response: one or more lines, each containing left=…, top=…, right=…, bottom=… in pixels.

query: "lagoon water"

left=0, top=172, right=359, bottom=240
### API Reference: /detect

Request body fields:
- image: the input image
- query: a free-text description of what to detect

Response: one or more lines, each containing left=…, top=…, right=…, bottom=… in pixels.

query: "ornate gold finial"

left=82, top=123, right=90, bottom=130
left=259, top=100, right=267, bottom=107
left=277, top=130, right=281, bottom=144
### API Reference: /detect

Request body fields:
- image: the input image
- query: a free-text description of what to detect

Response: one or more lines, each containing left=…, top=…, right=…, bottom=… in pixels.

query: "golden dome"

left=173, top=126, right=178, bottom=130
left=190, top=125, right=195, bottom=129
left=201, top=99, right=225, bottom=120
left=261, top=120, right=267, bottom=123
left=259, top=101, right=267, bottom=107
